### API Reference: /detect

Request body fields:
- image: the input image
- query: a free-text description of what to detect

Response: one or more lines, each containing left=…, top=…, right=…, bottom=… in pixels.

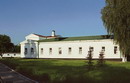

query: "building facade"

left=20, top=31, right=125, bottom=61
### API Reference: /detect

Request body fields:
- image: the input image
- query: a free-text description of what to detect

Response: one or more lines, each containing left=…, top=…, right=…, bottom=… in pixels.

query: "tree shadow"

left=1, top=59, right=130, bottom=83
left=42, top=64, right=130, bottom=83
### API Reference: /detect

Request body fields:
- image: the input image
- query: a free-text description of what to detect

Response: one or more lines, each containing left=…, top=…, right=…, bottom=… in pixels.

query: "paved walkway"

left=0, top=63, right=38, bottom=83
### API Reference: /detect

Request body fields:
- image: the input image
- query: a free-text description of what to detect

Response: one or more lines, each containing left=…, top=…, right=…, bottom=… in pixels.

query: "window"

left=89, top=47, right=94, bottom=51
left=49, top=48, right=52, bottom=55
left=114, top=46, right=117, bottom=54
left=25, top=48, right=27, bottom=55
left=59, top=47, right=62, bottom=54
left=102, top=47, right=105, bottom=51
left=41, top=48, right=43, bottom=54
left=68, top=47, right=72, bottom=54
left=31, top=48, right=34, bottom=54
left=79, top=47, right=82, bottom=54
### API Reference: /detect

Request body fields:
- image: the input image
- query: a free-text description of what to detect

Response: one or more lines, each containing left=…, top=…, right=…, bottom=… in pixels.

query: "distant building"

left=20, top=30, right=126, bottom=62
left=3, top=53, right=21, bottom=58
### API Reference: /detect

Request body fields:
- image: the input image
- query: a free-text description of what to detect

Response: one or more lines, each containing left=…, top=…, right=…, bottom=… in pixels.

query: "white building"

left=3, top=53, right=21, bottom=58
left=20, top=31, right=126, bottom=62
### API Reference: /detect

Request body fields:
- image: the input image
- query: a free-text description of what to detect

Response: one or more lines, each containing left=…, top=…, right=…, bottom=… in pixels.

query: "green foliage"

left=101, top=0, right=130, bottom=55
left=0, top=34, right=14, bottom=56
left=13, top=45, right=20, bottom=53
left=97, top=51, right=105, bottom=67
left=0, top=34, right=20, bottom=56
left=0, top=58, right=19, bottom=69
left=87, top=50, right=94, bottom=70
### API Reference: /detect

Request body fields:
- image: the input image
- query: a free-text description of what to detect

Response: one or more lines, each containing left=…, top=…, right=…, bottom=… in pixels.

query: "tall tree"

left=13, top=45, right=20, bottom=53
left=101, top=0, right=130, bottom=62
left=0, top=34, right=14, bottom=57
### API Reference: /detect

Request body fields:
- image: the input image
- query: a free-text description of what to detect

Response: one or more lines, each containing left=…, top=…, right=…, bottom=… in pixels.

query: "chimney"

left=51, top=30, right=56, bottom=36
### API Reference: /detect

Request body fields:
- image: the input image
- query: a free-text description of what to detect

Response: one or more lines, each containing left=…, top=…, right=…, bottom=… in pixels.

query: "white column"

left=20, top=44, right=25, bottom=58
left=35, top=42, right=39, bottom=58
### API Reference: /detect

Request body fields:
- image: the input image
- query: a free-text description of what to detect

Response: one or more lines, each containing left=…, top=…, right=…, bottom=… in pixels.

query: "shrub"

left=86, top=48, right=94, bottom=70
left=97, top=51, right=105, bottom=67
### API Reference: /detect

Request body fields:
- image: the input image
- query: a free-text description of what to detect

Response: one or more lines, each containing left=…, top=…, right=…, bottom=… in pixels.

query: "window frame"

left=114, top=46, right=118, bottom=54
left=68, top=47, right=72, bottom=54
left=31, top=48, right=34, bottom=54
left=41, top=48, right=43, bottom=55
left=59, top=47, right=62, bottom=55
left=102, top=46, right=105, bottom=51
left=49, top=48, right=52, bottom=55
left=24, top=48, right=28, bottom=55
left=79, top=47, right=82, bottom=54
left=89, top=47, right=94, bottom=51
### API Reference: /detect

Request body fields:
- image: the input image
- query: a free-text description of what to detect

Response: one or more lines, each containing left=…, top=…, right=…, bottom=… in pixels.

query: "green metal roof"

left=38, top=35, right=113, bottom=42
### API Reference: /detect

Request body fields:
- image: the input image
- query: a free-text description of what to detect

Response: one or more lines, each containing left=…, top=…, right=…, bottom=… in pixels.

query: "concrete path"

left=0, top=63, right=38, bottom=83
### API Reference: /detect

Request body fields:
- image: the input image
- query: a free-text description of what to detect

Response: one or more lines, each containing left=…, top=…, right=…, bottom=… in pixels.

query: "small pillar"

left=122, top=55, right=127, bottom=62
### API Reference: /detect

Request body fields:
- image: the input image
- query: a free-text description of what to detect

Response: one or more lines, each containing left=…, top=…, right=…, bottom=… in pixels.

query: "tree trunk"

left=122, top=55, right=127, bottom=62
left=0, top=53, right=3, bottom=59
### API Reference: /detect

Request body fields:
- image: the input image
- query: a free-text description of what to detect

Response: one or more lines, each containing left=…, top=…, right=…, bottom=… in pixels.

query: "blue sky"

left=0, top=0, right=107, bottom=44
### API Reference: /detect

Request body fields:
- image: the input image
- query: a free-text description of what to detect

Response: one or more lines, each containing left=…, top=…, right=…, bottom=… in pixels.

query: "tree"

left=13, top=45, right=20, bottom=53
left=97, top=50, right=105, bottom=67
left=0, top=34, right=14, bottom=57
left=101, top=0, right=130, bottom=62
left=87, top=47, right=94, bottom=70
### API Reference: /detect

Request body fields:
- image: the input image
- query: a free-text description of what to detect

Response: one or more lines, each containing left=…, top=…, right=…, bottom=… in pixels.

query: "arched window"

left=31, top=48, right=34, bottom=54
left=25, top=48, right=27, bottom=55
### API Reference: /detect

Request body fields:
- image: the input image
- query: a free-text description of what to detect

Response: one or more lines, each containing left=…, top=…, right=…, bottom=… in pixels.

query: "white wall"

left=25, top=34, right=40, bottom=41
left=21, top=42, right=38, bottom=58
left=20, top=34, right=40, bottom=58
left=25, top=34, right=46, bottom=41
left=38, top=39, right=122, bottom=59
left=3, top=53, right=21, bottom=58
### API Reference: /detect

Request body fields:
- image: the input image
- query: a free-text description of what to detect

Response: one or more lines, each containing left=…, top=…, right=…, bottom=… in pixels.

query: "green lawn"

left=1, top=58, right=130, bottom=83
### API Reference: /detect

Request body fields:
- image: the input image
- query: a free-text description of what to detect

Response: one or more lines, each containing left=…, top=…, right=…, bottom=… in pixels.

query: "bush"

left=86, top=49, right=94, bottom=70
left=97, top=51, right=105, bottom=67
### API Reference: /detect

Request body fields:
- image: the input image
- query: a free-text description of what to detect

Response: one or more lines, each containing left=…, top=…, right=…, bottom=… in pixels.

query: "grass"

left=0, top=58, right=130, bottom=83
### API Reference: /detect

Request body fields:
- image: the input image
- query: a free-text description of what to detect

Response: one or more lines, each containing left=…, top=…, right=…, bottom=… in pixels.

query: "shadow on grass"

left=1, top=59, right=130, bottom=83
left=0, top=58, right=19, bottom=69
left=35, top=64, right=130, bottom=83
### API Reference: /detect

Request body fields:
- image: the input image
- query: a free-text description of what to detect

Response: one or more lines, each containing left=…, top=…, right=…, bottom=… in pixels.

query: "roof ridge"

left=33, top=33, right=58, bottom=38
left=38, top=35, right=113, bottom=42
